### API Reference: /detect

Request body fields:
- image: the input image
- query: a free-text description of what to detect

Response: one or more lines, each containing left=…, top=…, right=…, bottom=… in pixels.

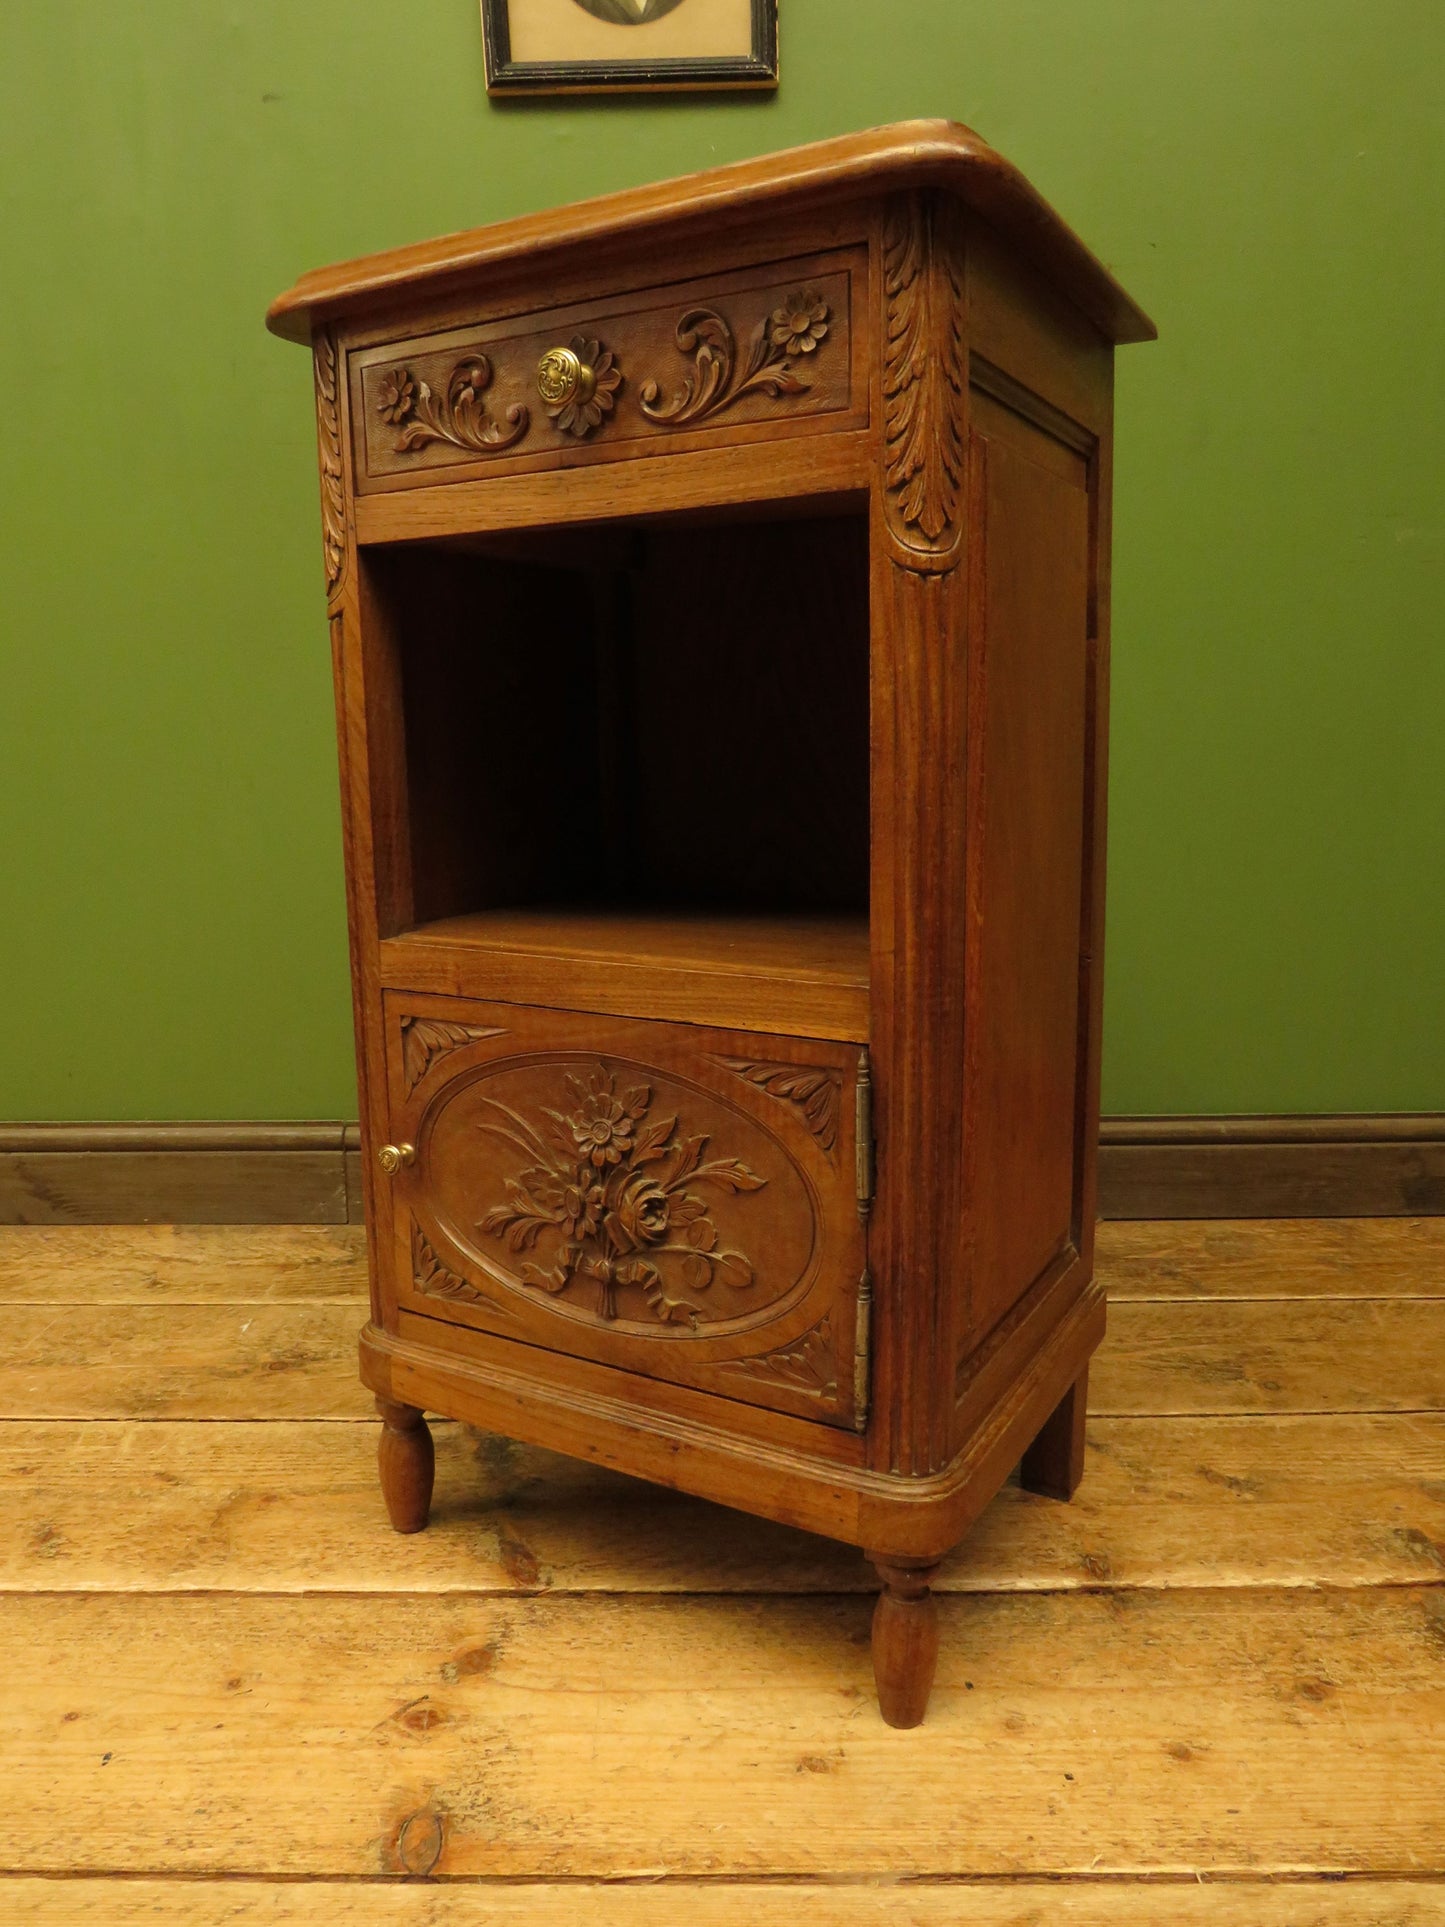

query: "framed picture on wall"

left=481, top=0, right=778, bottom=95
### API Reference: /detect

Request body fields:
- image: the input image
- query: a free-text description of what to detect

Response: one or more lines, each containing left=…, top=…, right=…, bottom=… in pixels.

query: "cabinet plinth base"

left=376, top=1397, right=434, bottom=1533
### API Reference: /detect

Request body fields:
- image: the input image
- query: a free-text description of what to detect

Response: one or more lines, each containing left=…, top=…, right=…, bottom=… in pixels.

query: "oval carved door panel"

left=383, top=996, right=868, bottom=1429
left=430, top=1056, right=816, bottom=1332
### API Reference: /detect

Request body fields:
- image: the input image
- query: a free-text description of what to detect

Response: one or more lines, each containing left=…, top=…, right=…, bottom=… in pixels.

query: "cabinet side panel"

left=961, top=393, right=1091, bottom=1354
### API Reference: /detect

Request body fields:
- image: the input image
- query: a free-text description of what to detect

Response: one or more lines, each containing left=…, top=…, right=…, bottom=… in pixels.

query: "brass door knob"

left=536, top=344, right=596, bottom=410
left=377, top=1142, right=416, bottom=1175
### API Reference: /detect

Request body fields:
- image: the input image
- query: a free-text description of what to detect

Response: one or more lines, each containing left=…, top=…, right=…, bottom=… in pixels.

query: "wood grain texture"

left=1098, top=1217, right=1445, bottom=1299
left=958, top=382, right=1093, bottom=1358
left=381, top=910, right=870, bottom=1043
left=0, top=1304, right=369, bottom=1419
left=353, top=428, right=873, bottom=545
left=1, top=1220, right=1443, bottom=1913
left=1091, top=1300, right=1445, bottom=1415
left=4, top=1586, right=1441, bottom=1875
left=7, top=1289, right=1441, bottom=1423
left=0, top=1223, right=366, bottom=1303
left=266, top=121, right=1155, bottom=348
left=8, top=1880, right=1444, bottom=1925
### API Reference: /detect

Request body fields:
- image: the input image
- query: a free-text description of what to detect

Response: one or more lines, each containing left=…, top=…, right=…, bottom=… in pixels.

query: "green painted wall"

left=2, top=1, right=1441, bottom=1121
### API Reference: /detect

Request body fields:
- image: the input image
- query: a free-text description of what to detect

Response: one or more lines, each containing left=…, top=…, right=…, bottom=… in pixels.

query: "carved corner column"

left=314, top=331, right=349, bottom=607
left=867, top=192, right=972, bottom=1483
left=314, top=327, right=394, bottom=1317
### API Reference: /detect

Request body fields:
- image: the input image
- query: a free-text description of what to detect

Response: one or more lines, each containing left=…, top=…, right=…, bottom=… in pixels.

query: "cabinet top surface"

left=266, top=118, right=1155, bottom=350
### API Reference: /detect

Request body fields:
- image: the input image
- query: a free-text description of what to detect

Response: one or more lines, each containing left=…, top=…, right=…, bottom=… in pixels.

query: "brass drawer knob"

left=377, top=1142, right=416, bottom=1175
left=536, top=336, right=621, bottom=438
left=536, top=344, right=595, bottom=410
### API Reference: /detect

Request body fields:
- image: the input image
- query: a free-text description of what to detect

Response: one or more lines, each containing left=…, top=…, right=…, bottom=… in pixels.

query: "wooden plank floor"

left=1, top=1221, right=1443, bottom=1922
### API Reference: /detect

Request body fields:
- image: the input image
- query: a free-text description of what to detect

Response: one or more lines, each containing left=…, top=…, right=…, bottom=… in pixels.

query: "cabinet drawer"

left=348, top=246, right=865, bottom=492
left=376, top=993, right=871, bottom=1431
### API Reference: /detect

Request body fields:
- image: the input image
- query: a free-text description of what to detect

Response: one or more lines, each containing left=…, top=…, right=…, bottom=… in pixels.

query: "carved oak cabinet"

left=268, top=122, right=1153, bottom=1726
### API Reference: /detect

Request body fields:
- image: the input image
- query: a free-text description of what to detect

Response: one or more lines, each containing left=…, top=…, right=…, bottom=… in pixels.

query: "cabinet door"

left=380, top=994, right=869, bottom=1431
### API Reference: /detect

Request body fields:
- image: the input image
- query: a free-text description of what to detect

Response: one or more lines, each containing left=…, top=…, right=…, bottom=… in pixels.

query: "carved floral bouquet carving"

left=479, top=1068, right=766, bottom=1327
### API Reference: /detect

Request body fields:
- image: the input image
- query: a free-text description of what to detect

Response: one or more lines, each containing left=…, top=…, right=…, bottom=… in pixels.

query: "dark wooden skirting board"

left=1100, top=1114, right=1445, bottom=1219
left=0, top=1124, right=363, bottom=1227
left=0, top=1116, right=1441, bottom=1224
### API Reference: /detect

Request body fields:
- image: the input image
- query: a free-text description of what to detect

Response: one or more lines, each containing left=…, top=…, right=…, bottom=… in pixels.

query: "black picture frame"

left=482, top=0, right=778, bottom=95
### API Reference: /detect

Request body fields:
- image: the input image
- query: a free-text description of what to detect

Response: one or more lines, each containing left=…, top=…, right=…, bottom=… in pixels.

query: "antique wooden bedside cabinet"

left=268, top=121, right=1153, bottom=1726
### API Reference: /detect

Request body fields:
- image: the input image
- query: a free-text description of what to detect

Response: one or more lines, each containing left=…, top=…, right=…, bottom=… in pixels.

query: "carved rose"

left=376, top=367, right=416, bottom=424
left=609, top=1171, right=671, bottom=1251
left=769, top=292, right=829, bottom=355
left=477, top=1066, right=765, bottom=1327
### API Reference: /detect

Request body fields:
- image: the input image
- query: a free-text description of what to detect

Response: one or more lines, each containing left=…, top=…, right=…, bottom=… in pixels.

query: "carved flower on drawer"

left=546, top=336, right=623, bottom=438
left=376, top=367, right=416, bottom=424
left=375, top=356, right=529, bottom=456
left=769, top=290, right=830, bottom=356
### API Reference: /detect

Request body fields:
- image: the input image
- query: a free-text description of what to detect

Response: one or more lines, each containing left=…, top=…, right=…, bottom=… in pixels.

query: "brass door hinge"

left=852, top=1266, right=873, bottom=1433
left=855, top=1047, right=875, bottom=1219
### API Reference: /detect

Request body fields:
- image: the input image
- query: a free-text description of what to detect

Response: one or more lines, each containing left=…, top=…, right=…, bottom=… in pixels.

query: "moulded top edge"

left=265, top=119, right=1156, bottom=351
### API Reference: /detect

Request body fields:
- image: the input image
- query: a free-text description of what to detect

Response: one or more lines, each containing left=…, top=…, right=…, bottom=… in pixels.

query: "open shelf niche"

left=361, top=501, right=873, bottom=1038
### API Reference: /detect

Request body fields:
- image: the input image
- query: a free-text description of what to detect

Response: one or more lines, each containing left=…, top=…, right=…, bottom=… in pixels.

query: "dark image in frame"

left=481, top=0, right=778, bottom=94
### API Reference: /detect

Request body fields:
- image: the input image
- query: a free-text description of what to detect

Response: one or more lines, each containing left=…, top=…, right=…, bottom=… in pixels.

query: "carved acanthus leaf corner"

left=722, top=1315, right=837, bottom=1401
left=412, top=1222, right=511, bottom=1314
left=713, top=1057, right=842, bottom=1153
left=881, top=195, right=967, bottom=566
left=313, top=330, right=347, bottom=597
left=400, top=1018, right=506, bottom=1094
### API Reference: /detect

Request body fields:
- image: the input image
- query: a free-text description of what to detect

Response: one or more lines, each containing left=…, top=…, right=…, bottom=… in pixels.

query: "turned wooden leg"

left=867, top=1557, right=941, bottom=1729
left=376, top=1398, right=434, bottom=1533
left=1019, top=1366, right=1089, bottom=1501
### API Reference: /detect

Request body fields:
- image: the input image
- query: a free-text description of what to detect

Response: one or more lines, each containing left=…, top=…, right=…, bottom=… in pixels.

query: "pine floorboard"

left=0, top=1219, right=1441, bottom=1918
left=4, top=1413, right=1442, bottom=1594
left=7, top=1297, right=1445, bottom=1419
left=5, top=1878, right=1445, bottom=1924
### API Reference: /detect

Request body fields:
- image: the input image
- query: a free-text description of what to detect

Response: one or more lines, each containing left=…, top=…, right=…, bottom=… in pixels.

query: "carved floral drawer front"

left=349, top=249, right=863, bottom=490
left=381, top=995, right=870, bottom=1431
